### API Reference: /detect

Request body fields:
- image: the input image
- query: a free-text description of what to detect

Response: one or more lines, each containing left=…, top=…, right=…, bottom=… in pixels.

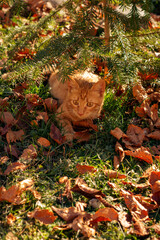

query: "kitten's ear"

left=67, top=77, right=79, bottom=92
left=91, top=79, right=105, bottom=97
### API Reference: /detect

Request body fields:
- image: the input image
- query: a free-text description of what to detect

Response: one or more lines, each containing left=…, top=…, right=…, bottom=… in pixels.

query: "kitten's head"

left=66, top=73, right=105, bottom=120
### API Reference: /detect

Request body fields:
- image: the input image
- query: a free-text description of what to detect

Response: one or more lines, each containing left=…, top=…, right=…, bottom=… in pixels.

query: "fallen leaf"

left=148, top=224, right=160, bottom=234
left=155, top=118, right=160, bottom=128
left=132, top=83, right=148, bottom=103
left=3, top=162, right=27, bottom=175
left=118, top=211, right=132, bottom=229
left=147, top=130, right=160, bottom=140
left=37, top=137, right=51, bottom=147
left=5, top=232, right=18, bottom=240
left=110, top=127, right=124, bottom=140
left=149, top=171, right=160, bottom=205
left=74, top=130, right=92, bottom=142
left=59, top=176, right=68, bottom=184
left=27, top=208, right=57, bottom=224
left=0, top=111, right=16, bottom=126
left=150, top=103, right=158, bottom=123
left=0, top=179, right=35, bottom=204
left=76, top=164, right=97, bottom=174
left=124, top=146, right=153, bottom=164
left=104, top=169, right=126, bottom=179
left=44, top=98, right=57, bottom=112
left=91, top=207, right=118, bottom=224
left=36, top=111, right=48, bottom=123
left=113, top=155, right=120, bottom=169
left=6, top=213, right=16, bottom=225
left=4, top=144, right=20, bottom=158
left=61, top=178, right=73, bottom=200
left=131, top=218, right=149, bottom=236
left=6, top=129, right=24, bottom=143
left=0, top=156, right=9, bottom=164
left=122, top=124, right=146, bottom=147
left=71, top=178, right=105, bottom=199
left=95, top=195, right=119, bottom=211
left=120, top=189, right=150, bottom=222
left=20, top=144, right=37, bottom=162
left=115, top=142, right=125, bottom=162
left=73, top=120, right=98, bottom=132
left=50, top=123, right=64, bottom=145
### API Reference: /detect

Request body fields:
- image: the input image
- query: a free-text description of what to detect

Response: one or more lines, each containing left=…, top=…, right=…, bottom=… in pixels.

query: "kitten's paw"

left=64, top=132, right=74, bottom=142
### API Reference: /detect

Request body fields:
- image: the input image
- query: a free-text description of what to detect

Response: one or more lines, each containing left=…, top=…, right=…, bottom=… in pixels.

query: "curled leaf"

left=37, top=137, right=50, bottom=147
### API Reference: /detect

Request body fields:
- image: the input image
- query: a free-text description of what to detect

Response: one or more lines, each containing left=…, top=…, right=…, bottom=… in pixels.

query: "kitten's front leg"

left=57, top=117, right=75, bottom=142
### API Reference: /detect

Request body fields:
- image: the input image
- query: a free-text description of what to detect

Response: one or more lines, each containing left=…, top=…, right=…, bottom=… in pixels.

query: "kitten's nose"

left=78, top=113, right=83, bottom=116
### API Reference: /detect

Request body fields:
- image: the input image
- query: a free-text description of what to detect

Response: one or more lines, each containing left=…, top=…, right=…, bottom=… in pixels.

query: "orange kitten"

left=49, top=70, right=105, bottom=141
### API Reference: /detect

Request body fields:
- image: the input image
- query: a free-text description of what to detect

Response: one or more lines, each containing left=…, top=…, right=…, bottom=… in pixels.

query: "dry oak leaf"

left=5, top=232, right=18, bottom=240
left=6, top=213, right=16, bottom=225
left=110, top=127, right=125, bottom=140
left=120, top=189, right=150, bottom=222
left=147, top=130, right=160, bottom=140
left=3, top=162, right=27, bottom=175
left=71, top=178, right=106, bottom=199
left=51, top=205, right=84, bottom=222
left=115, top=142, right=125, bottom=162
left=124, top=146, right=153, bottom=164
left=104, top=169, right=126, bottom=179
left=76, top=163, right=97, bottom=174
left=0, top=179, right=35, bottom=205
left=122, top=124, right=146, bottom=147
left=27, top=208, right=57, bottom=225
left=6, top=129, right=24, bottom=143
left=91, top=207, right=118, bottom=224
left=0, top=111, right=16, bottom=126
left=44, top=98, right=57, bottom=112
left=50, top=123, right=65, bottom=145
left=132, top=83, right=148, bottom=103
left=36, top=111, right=48, bottom=123
left=20, top=144, right=37, bottom=161
left=37, top=137, right=50, bottom=147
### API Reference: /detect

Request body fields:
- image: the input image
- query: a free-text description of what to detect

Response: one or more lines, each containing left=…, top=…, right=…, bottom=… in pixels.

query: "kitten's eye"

left=87, top=102, right=94, bottom=107
left=73, top=100, right=79, bottom=106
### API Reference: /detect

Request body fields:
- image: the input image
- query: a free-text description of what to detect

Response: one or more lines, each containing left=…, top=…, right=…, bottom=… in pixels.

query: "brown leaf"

left=6, top=129, right=24, bottom=143
left=131, top=218, right=149, bottom=236
left=76, top=164, right=97, bottom=174
left=4, top=144, right=20, bottom=158
left=36, top=111, right=48, bottom=123
left=149, top=171, right=160, bottom=205
left=61, top=178, right=73, bottom=201
left=104, top=169, right=126, bottom=179
left=110, top=127, right=124, bottom=140
left=71, top=178, right=105, bottom=199
left=50, top=123, right=64, bottom=145
left=124, top=146, right=153, bottom=164
left=44, top=98, right=57, bottom=112
left=73, top=120, right=98, bottom=132
left=37, top=137, right=50, bottom=147
left=155, top=118, right=160, bottom=128
left=91, top=207, right=118, bottom=224
left=0, top=156, right=9, bottom=164
left=113, top=155, right=120, bottom=169
left=147, top=130, right=160, bottom=140
left=120, top=189, right=150, bottom=222
left=132, top=83, right=148, bottom=103
left=3, top=162, right=27, bottom=175
left=118, top=211, right=132, bottom=229
left=95, top=195, right=119, bottom=211
left=115, top=142, right=125, bottom=162
left=27, top=208, right=57, bottom=224
left=59, top=176, right=68, bottom=184
left=20, top=144, right=37, bottom=162
left=150, top=103, right=158, bottom=123
left=74, top=130, right=92, bottom=142
left=5, top=232, right=18, bottom=240
left=148, top=224, right=160, bottom=234
left=122, top=124, right=146, bottom=147
left=0, top=111, right=16, bottom=126
left=0, top=179, right=35, bottom=205
left=6, top=213, right=16, bottom=225
left=51, top=205, right=83, bottom=222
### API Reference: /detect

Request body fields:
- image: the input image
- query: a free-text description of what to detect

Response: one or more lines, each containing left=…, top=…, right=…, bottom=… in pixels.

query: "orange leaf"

left=6, top=213, right=16, bottom=225
left=74, top=130, right=92, bottom=142
left=110, top=127, right=124, bottom=140
left=27, top=208, right=57, bottom=224
left=3, top=162, right=27, bottom=175
left=71, top=178, right=105, bottom=199
left=76, top=164, right=97, bottom=174
left=36, top=111, right=48, bottom=123
left=51, top=205, right=82, bottom=222
left=147, top=130, right=160, bottom=140
left=91, top=207, right=118, bottom=224
left=6, top=129, right=24, bottom=143
left=132, top=83, right=148, bottom=103
left=72, top=120, right=98, bottom=132
left=125, top=146, right=153, bottom=164
left=104, top=169, right=126, bottom=179
left=115, top=142, right=125, bottom=162
left=0, top=156, right=9, bottom=164
left=37, top=137, right=50, bottom=147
